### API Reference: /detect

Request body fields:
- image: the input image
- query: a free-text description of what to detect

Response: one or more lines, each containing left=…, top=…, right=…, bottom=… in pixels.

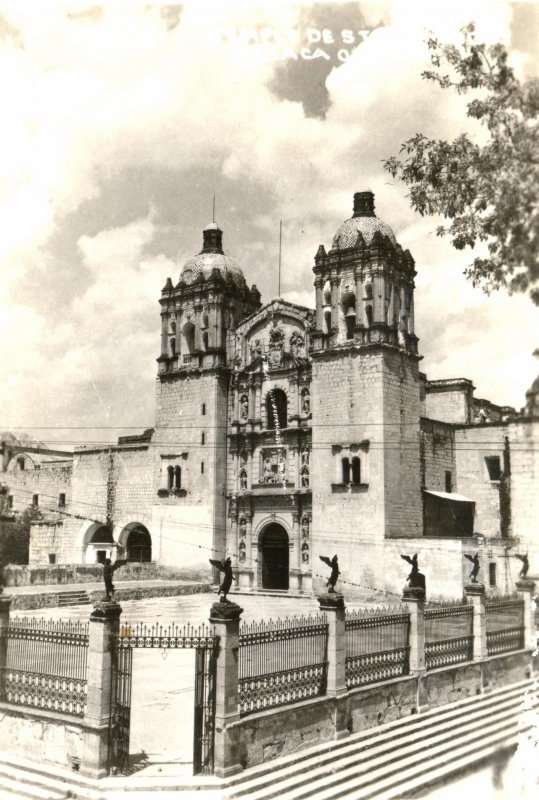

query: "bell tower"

left=310, top=192, right=423, bottom=594
left=153, top=221, right=261, bottom=570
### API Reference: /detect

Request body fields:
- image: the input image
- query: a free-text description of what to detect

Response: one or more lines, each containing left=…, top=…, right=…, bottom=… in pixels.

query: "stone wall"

left=4, top=561, right=159, bottom=586
left=420, top=419, right=456, bottom=493
left=153, top=369, right=228, bottom=569
left=3, top=459, right=72, bottom=516
left=454, top=425, right=507, bottom=537
left=0, top=706, right=84, bottom=769
left=229, top=650, right=534, bottom=771
left=424, top=381, right=473, bottom=424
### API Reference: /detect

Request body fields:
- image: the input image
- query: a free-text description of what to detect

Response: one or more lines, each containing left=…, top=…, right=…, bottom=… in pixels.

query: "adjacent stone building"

left=2, top=192, right=538, bottom=598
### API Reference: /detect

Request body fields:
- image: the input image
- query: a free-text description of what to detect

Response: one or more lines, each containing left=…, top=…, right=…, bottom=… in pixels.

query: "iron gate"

left=108, top=622, right=218, bottom=776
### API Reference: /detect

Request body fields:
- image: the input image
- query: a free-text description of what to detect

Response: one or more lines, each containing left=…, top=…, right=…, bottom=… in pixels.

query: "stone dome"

left=332, top=191, right=397, bottom=250
left=180, top=223, right=245, bottom=286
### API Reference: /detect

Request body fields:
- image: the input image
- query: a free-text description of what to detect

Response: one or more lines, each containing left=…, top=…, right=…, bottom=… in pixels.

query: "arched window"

left=183, top=321, right=195, bottom=354
left=167, top=465, right=174, bottom=491
left=342, top=457, right=350, bottom=484
left=351, top=457, right=361, bottom=484
left=364, top=283, right=373, bottom=300
left=266, top=389, right=287, bottom=430
left=365, top=305, right=373, bottom=327
left=174, top=466, right=181, bottom=490
left=202, top=312, right=209, bottom=329
left=202, top=331, right=209, bottom=350
left=345, top=312, right=356, bottom=340
left=126, top=526, right=152, bottom=562
left=323, top=309, right=332, bottom=335
left=169, top=337, right=176, bottom=356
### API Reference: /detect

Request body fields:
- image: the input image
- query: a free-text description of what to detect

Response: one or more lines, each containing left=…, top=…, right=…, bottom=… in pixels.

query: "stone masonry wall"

left=454, top=425, right=506, bottom=538
left=152, top=370, right=229, bottom=569
left=420, top=419, right=456, bottom=492
left=311, top=349, right=386, bottom=594
left=425, top=386, right=471, bottom=424
left=503, top=419, right=539, bottom=567
left=3, top=460, right=72, bottom=516
left=382, top=348, right=422, bottom=538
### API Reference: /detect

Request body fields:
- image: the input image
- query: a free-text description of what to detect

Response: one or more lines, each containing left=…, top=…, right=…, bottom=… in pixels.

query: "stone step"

left=57, top=591, right=91, bottom=606
left=224, top=677, right=533, bottom=795
left=224, top=680, right=535, bottom=799
left=257, top=709, right=520, bottom=800
left=0, top=773, right=69, bottom=799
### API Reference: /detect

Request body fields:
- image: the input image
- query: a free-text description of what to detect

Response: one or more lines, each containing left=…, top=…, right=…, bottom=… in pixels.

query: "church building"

left=2, top=191, right=538, bottom=599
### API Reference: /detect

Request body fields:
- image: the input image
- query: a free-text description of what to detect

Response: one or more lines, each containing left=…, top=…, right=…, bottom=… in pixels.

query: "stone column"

left=315, top=280, right=323, bottom=330
left=209, top=600, right=244, bottom=778
left=0, top=589, right=12, bottom=701
left=402, top=586, right=427, bottom=711
left=289, top=512, right=301, bottom=592
left=330, top=278, right=339, bottom=336
left=317, top=593, right=347, bottom=698
left=317, top=592, right=349, bottom=740
left=516, top=579, right=537, bottom=650
left=354, top=274, right=364, bottom=326
left=465, top=583, right=487, bottom=660
left=402, top=586, right=426, bottom=674
left=81, top=601, right=122, bottom=779
left=248, top=381, right=255, bottom=422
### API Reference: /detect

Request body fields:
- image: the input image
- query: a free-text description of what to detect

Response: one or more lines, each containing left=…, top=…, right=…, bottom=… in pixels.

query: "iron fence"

left=345, top=607, right=410, bottom=689
left=238, top=614, right=328, bottom=716
left=485, top=597, right=525, bottom=655
left=0, top=617, right=89, bottom=716
left=424, top=603, right=473, bottom=670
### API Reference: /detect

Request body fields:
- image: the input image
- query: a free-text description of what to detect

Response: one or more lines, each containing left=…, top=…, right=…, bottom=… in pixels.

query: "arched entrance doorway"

left=259, top=523, right=289, bottom=590
left=125, top=525, right=152, bottom=562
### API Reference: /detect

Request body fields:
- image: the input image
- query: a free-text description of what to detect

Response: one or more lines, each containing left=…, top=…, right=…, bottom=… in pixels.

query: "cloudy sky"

left=1, top=0, right=538, bottom=449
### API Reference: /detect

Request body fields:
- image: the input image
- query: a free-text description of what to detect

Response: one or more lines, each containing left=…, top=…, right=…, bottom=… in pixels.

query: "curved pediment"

left=234, top=299, right=314, bottom=372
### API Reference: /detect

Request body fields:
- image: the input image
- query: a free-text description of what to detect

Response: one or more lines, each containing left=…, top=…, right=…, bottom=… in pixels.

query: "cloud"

left=0, top=0, right=537, bottom=439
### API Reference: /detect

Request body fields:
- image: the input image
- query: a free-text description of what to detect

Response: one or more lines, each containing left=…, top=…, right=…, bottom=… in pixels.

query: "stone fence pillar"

left=209, top=600, right=243, bottom=779
left=516, top=579, right=537, bottom=650
left=81, top=601, right=122, bottom=779
left=0, top=589, right=12, bottom=701
left=465, top=583, right=487, bottom=660
left=402, top=586, right=426, bottom=674
left=317, top=592, right=347, bottom=697
left=317, top=592, right=349, bottom=741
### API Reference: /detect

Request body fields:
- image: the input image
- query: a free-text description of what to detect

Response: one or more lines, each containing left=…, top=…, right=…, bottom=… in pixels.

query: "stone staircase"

left=0, top=678, right=536, bottom=799
left=57, top=590, right=91, bottom=607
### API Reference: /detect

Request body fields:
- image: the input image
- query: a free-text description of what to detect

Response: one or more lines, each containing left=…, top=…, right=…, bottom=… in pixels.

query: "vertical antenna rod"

left=212, top=193, right=216, bottom=223
left=278, top=220, right=282, bottom=298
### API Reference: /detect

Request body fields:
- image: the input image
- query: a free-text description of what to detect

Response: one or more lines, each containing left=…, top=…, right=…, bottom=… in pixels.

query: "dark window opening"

left=202, top=331, right=209, bottom=350
left=90, top=526, right=114, bottom=544
left=489, top=562, right=497, bottom=587
left=364, top=283, right=373, bottom=300
left=58, top=493, right=66, bottom=508
left=485, top=456, right=502, bottom=481
left=8, top=495, right=13, bottom=509
left=445, top=471, right=452, bottom=493
left=169, top=337, right=176, bottom=356
left=351, top=457, right=361, bottom=484
left=201, top=432, right=205, bottom=444
left=48, top=554, right=56, bottom=565
left=96, top=550, right=107, bottom=565
left=266, top=389, right=287, bottom=430
left=174, top=466, right=181, bottom=490
left=323, top=309, right=332, bottom=335
left=167, top=465, right=174, bottom=491
left=17, top=457, right=25, bottom=471
left=126, top=526, right=152, bottom=562
left=365, top=305, right=373, bottom=327
left=345, top=314, right=356, bottom=340
left=342, top=457, right=350, bottom=484
left=201, top=403, right=206, bottom=415
left=32, top=494, right=38, bottom=507
left=201, top=461, right=205, bottom=474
